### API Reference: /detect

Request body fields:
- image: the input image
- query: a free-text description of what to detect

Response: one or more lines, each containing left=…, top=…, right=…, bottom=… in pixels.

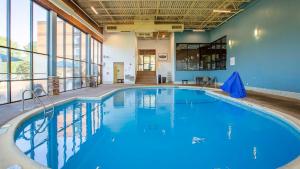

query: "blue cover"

left=221, top=72, right=247, bottom=98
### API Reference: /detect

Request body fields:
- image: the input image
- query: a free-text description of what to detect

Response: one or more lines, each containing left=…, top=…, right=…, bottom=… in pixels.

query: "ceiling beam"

left=97, top=0, right=114, bottom=21
left=89, top=13, right=234, bottom=17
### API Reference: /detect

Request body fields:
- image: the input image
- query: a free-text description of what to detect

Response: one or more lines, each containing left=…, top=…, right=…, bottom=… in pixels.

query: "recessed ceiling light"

left=213, top=9, right=231, bottom=13
left=91, top=6, right=98, bottom=15
left=193, top=29, right=205, bottom=32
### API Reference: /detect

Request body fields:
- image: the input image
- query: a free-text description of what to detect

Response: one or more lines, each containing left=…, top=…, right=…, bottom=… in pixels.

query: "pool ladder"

left=22, top=87, right=55, bottom=131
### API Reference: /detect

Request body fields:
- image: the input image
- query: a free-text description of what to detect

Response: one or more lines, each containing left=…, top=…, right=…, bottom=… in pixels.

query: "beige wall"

left=137, top=39, right=173, bottom=82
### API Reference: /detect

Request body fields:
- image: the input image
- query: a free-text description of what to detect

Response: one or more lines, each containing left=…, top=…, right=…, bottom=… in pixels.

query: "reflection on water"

left=15, top=88, right=300, bottom=169
left=16, top=101, right=103, bottom=169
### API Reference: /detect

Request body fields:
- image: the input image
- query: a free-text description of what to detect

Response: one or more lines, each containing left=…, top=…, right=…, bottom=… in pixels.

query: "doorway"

left=138, top=49, right=156, bottom=71
left=113, top=62, right=124, bottom=83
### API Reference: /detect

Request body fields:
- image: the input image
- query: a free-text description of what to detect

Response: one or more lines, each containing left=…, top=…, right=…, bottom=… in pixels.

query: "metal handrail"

left=22, top=89, right=47, bottom=115
left=22, top=87, right=55, bottom=133
left=33, top=87, right=55, bottom=116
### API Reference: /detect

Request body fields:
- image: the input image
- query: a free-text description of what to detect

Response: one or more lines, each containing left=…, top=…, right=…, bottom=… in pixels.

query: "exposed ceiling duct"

left=105, top=21, right=184, bottom=33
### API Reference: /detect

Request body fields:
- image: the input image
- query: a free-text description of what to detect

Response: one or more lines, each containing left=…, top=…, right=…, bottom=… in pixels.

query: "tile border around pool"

left=0, top=85, right=299, bottom=169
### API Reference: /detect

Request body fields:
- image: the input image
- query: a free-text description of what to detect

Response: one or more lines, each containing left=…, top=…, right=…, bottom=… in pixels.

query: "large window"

left=56, top=17, right=88, bottom=93
left=0, top=0, right=103, bottom=104
left=176, top=36, right=227, bottom=71
left=91, top=38, right=102, bottom=85
left=0, top=0, right=49, bottom=104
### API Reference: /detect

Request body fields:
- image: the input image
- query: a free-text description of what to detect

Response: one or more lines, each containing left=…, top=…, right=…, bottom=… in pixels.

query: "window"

left=11, top=0, right=31, bottom=51
left=33, top=2, right=48, bottom=54
left=0, top=48, right=8, bottom=104
left=81, top=32, right=87, bottom=87
left=90, top=38, right=102, bottom=85
left=0, top=0, right=49, bottom=104
left=0, top=0, right=7, bottom=47
left=0, top=0, right=102, bottom=104
left=176, top=36, right=227, bottom=71
left=56, top=17, right=88, bottom=93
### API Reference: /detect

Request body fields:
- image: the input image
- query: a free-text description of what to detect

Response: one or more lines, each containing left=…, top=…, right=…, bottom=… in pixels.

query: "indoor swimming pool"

left=14, top=88, right=300, bottom=169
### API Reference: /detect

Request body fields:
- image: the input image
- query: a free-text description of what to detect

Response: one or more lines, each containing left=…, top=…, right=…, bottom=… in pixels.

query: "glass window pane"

left=33, top=80, right=47, bottom=96
left=11, top=80, right=31, bottom=102
left=187, top=44, right=200, bottom=70
left=81, top=77, right=86, bottom=88
left=57, top=58, right=64, bottom=78
left=74, top=61, right=80, bottom=77
left=11, top=50, right=30, bottom=80
left=57, top=18, right=64, bottom=57
left=0, top=48, right=8, bottom=80
left=93, top=64, right=97, bottom=76
left=0, top=81, right=8, bottom=104
left=81, top=33, right=86, bottom=61
left=73, top=28, right=80, bottom=60
left=81, top=62, right=86, bottom=77
left=93, top=40, right=97, bottom=64
left=65, top=23, right=73, bottom=59
left=74, top=78, right=81, bottom=89
left=91, top=39, right=94, bottom=63
left=33, top=54, right=47, bottom=79
left=176, top=44, right=188, bottom=70
left=98, top=43, right=102, bottom=64
left=59, top=78, right=65, bottom=92
left=97, top=65, right=101, bottom=84
left=0, top=0, right=7, bottom=47
left=66, top=78, right=73, bottom=91
left=65, top=59, right=73, bottom=77
left=33, top=3, right=48, bottom=54
left=11, top=0, right=30, bottom=51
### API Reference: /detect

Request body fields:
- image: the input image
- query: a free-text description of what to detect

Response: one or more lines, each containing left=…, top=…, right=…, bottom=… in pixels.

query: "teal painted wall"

left=175, top=0, right=300, bottom=93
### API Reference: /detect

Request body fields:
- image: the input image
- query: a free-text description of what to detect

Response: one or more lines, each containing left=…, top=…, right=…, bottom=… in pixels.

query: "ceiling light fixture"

left=213, top=9, right=231, bottom=13
left=193, top=29, right=205, bottom=32
left=91, top=6, right=98, bottom=15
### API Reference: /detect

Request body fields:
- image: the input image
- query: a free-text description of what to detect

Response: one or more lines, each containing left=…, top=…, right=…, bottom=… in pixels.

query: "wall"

left=137, top=39, right=173, bottom=81
left=103, top=32, right=137, bottom=84
left=174, top=31, right=210, bottom=83
left=209, top=0, right=300, bottom=94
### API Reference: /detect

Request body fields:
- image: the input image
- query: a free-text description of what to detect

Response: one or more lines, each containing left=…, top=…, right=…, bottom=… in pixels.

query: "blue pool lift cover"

left=221, top=72, right=247, bottom=98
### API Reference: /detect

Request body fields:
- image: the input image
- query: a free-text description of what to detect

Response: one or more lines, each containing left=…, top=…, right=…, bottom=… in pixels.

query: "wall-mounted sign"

left=230, top=56, right=235, bottom=66
left=158, top=53, right=168, bottom=61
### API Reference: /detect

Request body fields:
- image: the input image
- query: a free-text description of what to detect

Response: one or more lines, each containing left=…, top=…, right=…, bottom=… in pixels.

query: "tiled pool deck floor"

left=0, top=84, right=299, bottom=126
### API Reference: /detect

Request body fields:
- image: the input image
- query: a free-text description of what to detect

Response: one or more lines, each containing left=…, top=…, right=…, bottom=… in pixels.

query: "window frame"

left=0, top=0, right=50, bottom=104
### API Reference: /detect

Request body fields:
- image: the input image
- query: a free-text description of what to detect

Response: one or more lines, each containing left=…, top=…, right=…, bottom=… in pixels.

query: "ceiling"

left=73, top=0, right=251, bottom=30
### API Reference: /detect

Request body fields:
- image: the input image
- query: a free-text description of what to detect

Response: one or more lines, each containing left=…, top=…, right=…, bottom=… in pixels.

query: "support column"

left=48, top=11, right=59, bottom=95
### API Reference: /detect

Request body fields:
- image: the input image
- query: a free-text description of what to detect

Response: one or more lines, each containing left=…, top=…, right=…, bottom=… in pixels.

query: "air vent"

left=172, top=25, right=183, bottom=30
left=107, top=26, right=117, bottom=30
left=136, top=32, right=153, bottom=38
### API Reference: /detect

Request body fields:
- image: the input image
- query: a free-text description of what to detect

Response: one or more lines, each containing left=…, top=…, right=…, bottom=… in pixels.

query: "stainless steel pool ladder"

left=22, top=87, right=55, bottom=119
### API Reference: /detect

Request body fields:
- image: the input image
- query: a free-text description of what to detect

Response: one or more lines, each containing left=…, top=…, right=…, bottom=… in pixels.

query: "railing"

left=22, top=87, right=55, bottom=133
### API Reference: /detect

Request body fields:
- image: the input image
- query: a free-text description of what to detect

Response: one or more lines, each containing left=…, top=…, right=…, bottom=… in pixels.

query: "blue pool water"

left=15, top=88, right=300, bottom=169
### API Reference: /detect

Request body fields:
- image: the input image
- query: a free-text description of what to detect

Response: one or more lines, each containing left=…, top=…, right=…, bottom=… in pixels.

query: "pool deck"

left=0, top=84, right=299, bottom=126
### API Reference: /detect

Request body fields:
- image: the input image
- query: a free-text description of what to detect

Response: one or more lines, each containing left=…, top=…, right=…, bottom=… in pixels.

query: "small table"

left=182, top=80, right=188, bottom=84
left=117, top=79, right=124, bottom=83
